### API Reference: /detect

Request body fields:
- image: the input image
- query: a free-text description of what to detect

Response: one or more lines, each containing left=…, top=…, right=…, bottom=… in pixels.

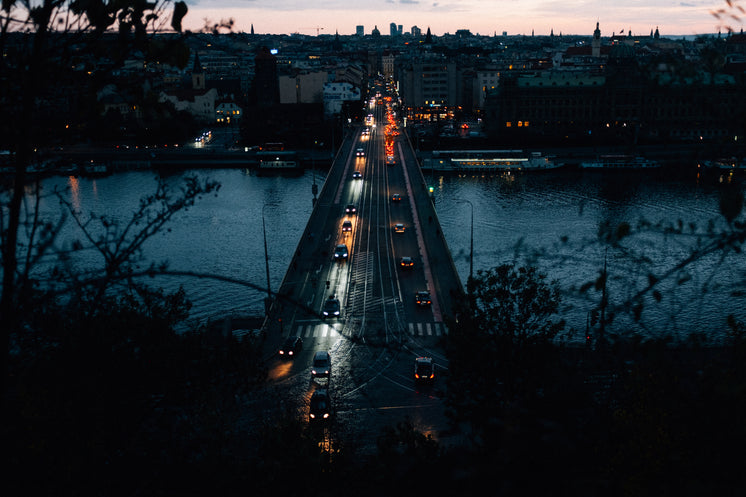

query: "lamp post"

left=262, top=203, right=274, bottom=316
left=456, top=198, right=474, bottom=283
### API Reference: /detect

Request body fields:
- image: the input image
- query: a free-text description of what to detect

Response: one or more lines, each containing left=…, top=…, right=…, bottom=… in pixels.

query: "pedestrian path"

left=291, top=321, right=448, bottom=338
left=408, top=322, right=448, bottom=337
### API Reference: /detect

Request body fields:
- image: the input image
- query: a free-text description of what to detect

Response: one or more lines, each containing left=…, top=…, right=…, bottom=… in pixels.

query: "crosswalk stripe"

left=405, top=322, right=447, bottom=336
left=295, top=322, right=447, bottom=339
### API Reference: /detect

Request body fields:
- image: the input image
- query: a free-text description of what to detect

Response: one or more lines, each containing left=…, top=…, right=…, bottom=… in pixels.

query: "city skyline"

left=181, top=0, right=734, bottom=37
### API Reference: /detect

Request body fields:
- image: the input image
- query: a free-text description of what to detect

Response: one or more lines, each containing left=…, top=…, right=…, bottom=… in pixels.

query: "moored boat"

left=256, top=150, right=302, bottom=175
left=699, top=157, right=746, bottom=170
left=579, top=154, right=660, bottom=169
left=422, top=150, right=564, bottom=172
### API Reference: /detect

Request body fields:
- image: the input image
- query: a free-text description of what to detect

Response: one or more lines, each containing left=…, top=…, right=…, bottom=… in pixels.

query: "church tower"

left=192, top=52, right=205, bottom=90
left=592, top=22, right=601, bottom=58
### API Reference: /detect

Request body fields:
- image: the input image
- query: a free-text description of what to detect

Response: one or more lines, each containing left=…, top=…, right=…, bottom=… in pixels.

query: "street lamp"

left=262, top=203, right=276, bottom=316
left=456, top=198, right=474, bottom=283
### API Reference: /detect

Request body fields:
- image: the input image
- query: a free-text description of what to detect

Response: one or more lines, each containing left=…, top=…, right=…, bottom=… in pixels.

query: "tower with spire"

left=192, top=52, right=205, bottom=90
left=592, top=22, right=601, bottom=58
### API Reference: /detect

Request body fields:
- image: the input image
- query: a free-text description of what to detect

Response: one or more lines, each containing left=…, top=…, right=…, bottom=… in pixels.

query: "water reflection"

left=17, top=167, right=746, bottom=342
left=67, top=175, right=80, bottom=212
left=436, top=169, right=746, bottom=342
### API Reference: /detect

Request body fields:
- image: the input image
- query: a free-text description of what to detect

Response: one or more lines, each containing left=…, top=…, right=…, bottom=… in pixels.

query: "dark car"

left=352, top=171, right=362, bottom=179
left=345, top=204, right=357, bottom=215
left=391, top=193, right=401, bottom=202
left=355, top=148, right=365, bottom=157
left=415, top=291, right=432, bottom=307
left=393, top=223, right=405, bottom=233
left=309, top=388, right=331, bottom=421
left=333, top=243, right=348, bottom=260
left=278, top=336, right=303, bottom=358
left=311, top=350, right=331, bottom=378
left=414, top=357, right=435, bottom=383
left=322, top=296, right=340, bottom=318
left=342, top=220, right=353, bottom=232
left=400, top=256, right=414, bottom=269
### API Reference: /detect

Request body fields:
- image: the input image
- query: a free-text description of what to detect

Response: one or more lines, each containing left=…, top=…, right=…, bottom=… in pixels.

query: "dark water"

left=434, top=168, right=746, bottom=343
left=17, top=167, right=746, bottom=342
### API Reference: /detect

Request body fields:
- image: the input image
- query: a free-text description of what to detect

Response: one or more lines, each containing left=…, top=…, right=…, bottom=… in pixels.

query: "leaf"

left=171, top=1, right=188, bottom=32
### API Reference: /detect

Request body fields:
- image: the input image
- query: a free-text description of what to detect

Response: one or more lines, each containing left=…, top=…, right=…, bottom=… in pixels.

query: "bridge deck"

left=264, top=126, right=463, bottom=343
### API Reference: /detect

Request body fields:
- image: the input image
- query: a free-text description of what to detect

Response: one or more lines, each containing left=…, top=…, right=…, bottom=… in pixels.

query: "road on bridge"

left=259, top=93, right=464, bottom=453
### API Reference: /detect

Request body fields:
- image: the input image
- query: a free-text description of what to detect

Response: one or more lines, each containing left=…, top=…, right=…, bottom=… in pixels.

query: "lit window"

left=506, top=122, right=512, bottom=127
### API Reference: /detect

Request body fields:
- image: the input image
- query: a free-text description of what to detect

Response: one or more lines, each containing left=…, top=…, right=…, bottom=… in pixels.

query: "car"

left=278, top=336, right=303, bottom=358
left=321, top=295, right=340, bottom=318
left=394, top=223, right=405, bottom=233
left=400, top=256, right=414, bottom=268
left=345, top=204, right=357, bottom=215
left=391, top=193, right=401, bottom=202
left=361, top=129, right=370, bottom=136
left=309, top=388, right=331, bottom=421
left=414, top=357, right=435, bottom=383
left=415, top=291, right=432, bottom=306
left=342, top=220, right=352, bottom=232
left=333, top=243, right=348, bottom=260
left=311, top=350, right=331, bottom=378
left=352, top=171, right=362, bottom=179
left=355, top=148, right=365, bottom=157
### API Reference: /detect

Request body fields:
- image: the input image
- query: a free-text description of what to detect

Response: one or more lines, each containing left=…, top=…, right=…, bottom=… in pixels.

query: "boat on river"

left=579, top=154, right=660, bottom=169
left=700, top=157, right=746, bottom=170
left=422, top=150, right=564, bottom=172
left=256, top=150, right=302, bottom=174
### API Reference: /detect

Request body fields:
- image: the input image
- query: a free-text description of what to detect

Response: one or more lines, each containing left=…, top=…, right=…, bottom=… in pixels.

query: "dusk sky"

left=180, top=0, right=735, bottom=37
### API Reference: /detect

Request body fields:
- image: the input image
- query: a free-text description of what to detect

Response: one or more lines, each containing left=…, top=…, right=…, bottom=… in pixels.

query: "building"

left=395, top=53, right=459, bottom=120
left=279, top=70, right=328, bottom=104
left=215, top=101, right=242, bottom=124
left=159, top=87, right=218, bottom=123
left=356, top=25, right=364, bottom=37
left=158, top=52, right=218, bottom=123
left=483, top=66, right=746, bottom=145
left=323, top=81, right=361, bottom=117
left=254, top=46, right=280, bottom=107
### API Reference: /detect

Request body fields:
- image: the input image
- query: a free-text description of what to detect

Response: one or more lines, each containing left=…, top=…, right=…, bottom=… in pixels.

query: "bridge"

left=264, top=102, right=463, bottom=345
left=252, top=97, right=466, bottom=450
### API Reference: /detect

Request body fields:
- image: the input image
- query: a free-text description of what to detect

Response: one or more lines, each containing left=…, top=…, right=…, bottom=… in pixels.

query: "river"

left=16, top=165, right=746, bottom=343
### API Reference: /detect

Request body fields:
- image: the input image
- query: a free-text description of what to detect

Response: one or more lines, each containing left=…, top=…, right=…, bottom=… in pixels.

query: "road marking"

left=295, top=323, right=343, bottom=338
left=407, top=322, right=447, bottom=336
